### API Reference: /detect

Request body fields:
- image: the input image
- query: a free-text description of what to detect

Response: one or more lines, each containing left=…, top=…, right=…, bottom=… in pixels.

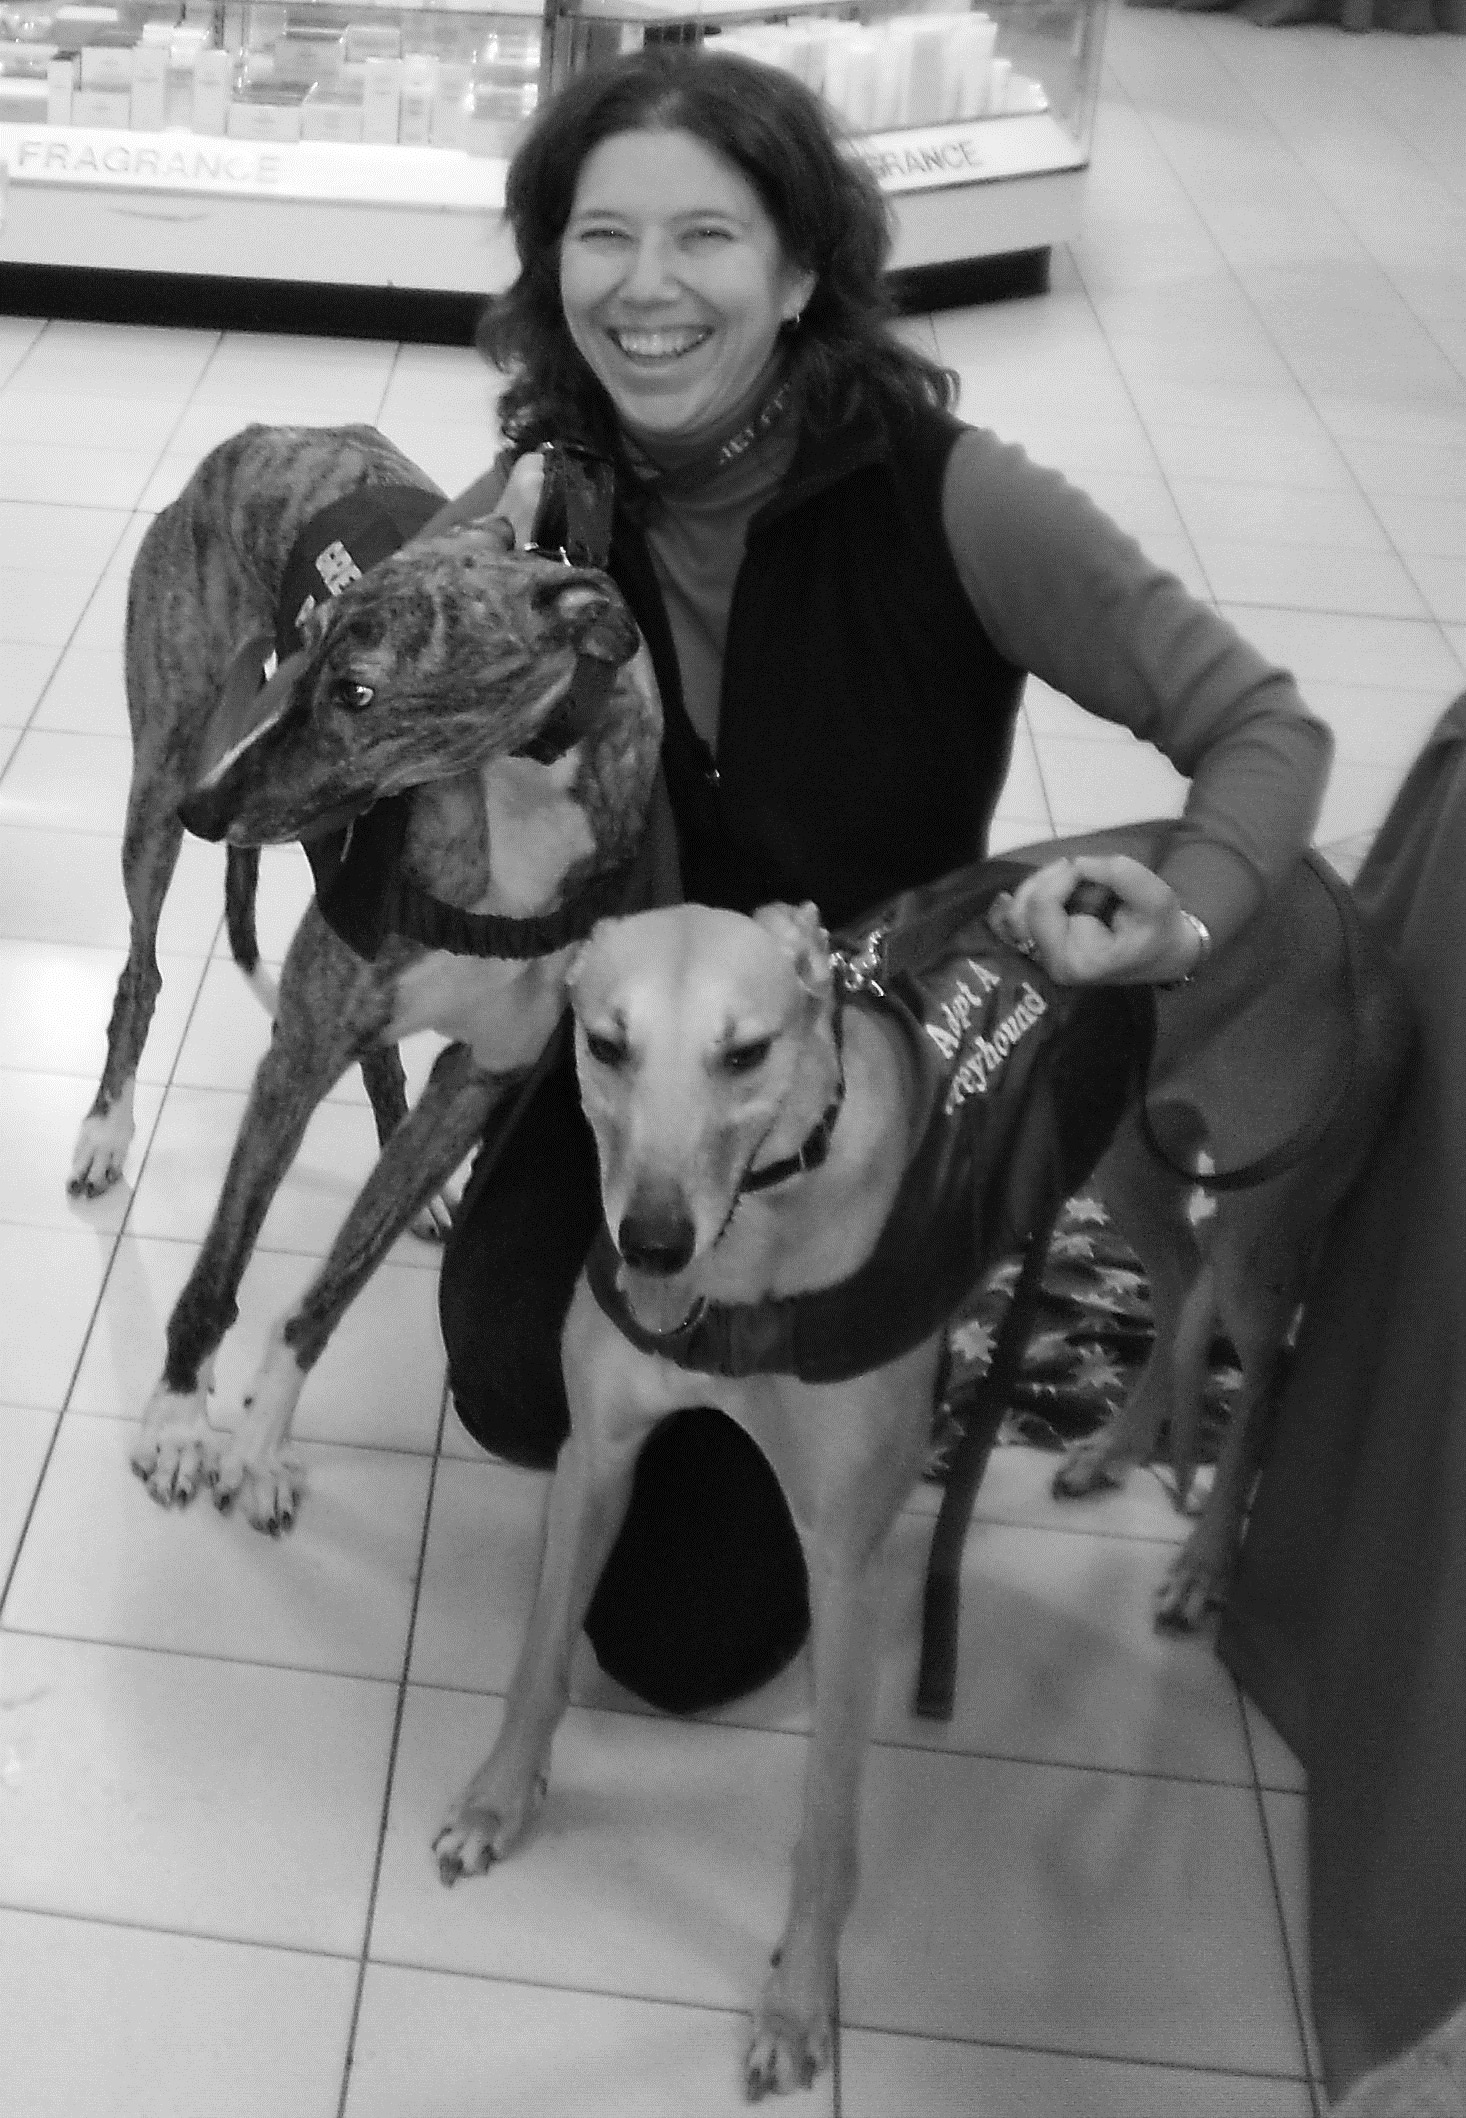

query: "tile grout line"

left=4, top=331, right=222, bottom=754
left=1191, top=15, right=1466, bottom=392
left=334, top=1363, right=454, bottom=2118
left=0, top=331, right=233, bottom=1622
left=1073, top=24, right=1437, bottom=633
left=1239, top=1690, right=1320, bottom=2101
left=835, top=2009, right=1319, bottom=2086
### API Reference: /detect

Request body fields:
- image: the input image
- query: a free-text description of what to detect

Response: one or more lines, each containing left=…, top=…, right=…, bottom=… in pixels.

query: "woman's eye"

left=722, top=1037, right=771, bottom=1075
left=585, top=1030, right=627, bottom=1068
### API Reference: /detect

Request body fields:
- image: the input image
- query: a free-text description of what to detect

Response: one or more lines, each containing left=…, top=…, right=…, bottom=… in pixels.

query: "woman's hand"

left=493, top=450, right=547, bottom=549
left=989, top=854, right=1208, bottom=986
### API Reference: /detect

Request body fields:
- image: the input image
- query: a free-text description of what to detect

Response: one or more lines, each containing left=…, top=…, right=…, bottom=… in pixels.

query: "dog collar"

left=738, top=1007, right=847, bottom=1196
left=386, top=840, right=642, bottom=960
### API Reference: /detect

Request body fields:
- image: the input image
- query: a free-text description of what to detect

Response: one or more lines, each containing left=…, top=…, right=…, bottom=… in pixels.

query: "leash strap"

left=528, top=444, right=616, bottom=568
left=1137, top=850, right=1363, bottom=1193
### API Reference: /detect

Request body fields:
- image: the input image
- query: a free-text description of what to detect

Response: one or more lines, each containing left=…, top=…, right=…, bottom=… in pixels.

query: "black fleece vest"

left=607, top=404, right=1025, bottom=930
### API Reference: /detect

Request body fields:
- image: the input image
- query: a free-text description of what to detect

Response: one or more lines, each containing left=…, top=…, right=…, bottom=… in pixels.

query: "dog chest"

left=385, top=948, right=572, bottom=1072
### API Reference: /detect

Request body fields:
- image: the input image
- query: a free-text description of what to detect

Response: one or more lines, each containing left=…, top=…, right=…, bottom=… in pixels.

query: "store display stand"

left=1, top=0, right=1105, bottom=327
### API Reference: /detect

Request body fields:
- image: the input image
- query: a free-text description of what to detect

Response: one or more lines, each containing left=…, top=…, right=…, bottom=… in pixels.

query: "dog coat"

left=586, top=860, right=1155, bottom=1385
left=198, top=481, right=444, bottom=952
left=196, top=468, right=637, bottom=962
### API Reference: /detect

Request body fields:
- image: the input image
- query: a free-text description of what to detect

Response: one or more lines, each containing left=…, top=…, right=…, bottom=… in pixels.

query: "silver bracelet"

left=1159, top=911, right=1212, bottom=990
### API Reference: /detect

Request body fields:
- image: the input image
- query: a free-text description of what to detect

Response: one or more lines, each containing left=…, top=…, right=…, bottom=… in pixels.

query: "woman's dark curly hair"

left=477, top=45, right=958, bottom=460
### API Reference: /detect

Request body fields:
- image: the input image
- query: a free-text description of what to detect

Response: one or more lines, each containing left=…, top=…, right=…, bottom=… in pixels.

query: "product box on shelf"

left=0, top=0, right=549, bottom=151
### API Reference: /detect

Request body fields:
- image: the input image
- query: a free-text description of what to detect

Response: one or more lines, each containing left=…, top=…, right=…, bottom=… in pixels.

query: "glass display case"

left=0, top=0, right=1108, bottom=297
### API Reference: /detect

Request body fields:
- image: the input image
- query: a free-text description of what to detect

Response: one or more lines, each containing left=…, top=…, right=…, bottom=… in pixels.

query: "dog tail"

left=224, top=847, right=279, bottom=1017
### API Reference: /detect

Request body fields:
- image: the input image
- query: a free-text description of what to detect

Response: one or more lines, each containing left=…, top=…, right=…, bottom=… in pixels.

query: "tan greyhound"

left=431, top=826, right=1410, bottom=2099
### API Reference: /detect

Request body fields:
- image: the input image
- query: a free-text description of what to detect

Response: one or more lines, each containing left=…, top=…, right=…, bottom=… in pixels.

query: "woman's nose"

left=620, top=231, right=679, bottom=301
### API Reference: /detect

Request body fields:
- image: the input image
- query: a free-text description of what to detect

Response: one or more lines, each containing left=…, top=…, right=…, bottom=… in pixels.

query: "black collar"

left=738, top=1006, right=846, bottom=1195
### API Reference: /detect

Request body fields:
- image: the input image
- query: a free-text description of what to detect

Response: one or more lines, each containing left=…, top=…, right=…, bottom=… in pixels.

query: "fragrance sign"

left=2, top=125, right=505, bottom=207
left=855, top=114, right=1085, bottom=194
left=9, top=128, right=284, bottom=191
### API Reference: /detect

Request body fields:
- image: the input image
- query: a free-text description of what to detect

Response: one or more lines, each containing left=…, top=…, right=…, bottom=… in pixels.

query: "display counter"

left=0, top=0, right=1109, bottom=299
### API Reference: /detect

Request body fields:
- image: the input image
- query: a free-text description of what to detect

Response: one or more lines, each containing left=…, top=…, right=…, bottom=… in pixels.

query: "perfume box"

left=129, top=40, right=167, bottom=129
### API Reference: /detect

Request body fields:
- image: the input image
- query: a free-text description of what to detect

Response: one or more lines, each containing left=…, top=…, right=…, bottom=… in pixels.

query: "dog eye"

left=584, top=1030, right=627, bottom=1068
left=334, top=679, right=374, bottom=712
left=722, top=1038, right=772, bottom=1075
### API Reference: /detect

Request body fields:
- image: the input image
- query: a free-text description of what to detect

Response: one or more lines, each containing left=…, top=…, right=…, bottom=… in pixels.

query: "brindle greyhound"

left=70, top=424, right=660, bottom=1531
left=432, top=831, right=1410, bottom=2098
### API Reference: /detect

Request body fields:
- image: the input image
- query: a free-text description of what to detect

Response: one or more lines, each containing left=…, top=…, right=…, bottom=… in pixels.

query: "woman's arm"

left=941, top=425, right=1333, bottom=969
left=416, top=450, right=546, bottom=545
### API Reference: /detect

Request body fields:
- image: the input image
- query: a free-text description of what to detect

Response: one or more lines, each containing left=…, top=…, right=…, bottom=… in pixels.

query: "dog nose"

left=618, top=1201, right=696, bottom=1277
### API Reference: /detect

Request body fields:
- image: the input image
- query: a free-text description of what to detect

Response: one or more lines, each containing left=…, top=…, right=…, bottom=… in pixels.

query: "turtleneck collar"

left=621, top=354, right=798, bottom=502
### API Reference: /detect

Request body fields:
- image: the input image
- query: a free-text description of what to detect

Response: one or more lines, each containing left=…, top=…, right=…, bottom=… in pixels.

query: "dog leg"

left=132, top=1042, right=332, bottom=1507
left=356, top=1043, right=459, bottom=1244
left=435, top=1295, right=656, bottom=1881
left=1054, top=1112, right=1203, bottom=1501
left=1155, top=1215, right=1300, bottom=1631
left=213, top=1042, right=502, bottom=1531
left=70, top=787, right=185, bottom=1197
left=745, top=1356, right=932, bottom=2100
left=134, top=915, right=387, bottom=1508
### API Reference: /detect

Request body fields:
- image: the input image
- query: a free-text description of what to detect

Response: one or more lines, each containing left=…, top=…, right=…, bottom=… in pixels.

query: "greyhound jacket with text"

left=586, top=861, right=1155, bottom=1385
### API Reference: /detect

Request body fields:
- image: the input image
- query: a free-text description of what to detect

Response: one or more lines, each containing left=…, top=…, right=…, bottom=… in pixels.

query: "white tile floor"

left=2, top=10, right=1464, bottom=2112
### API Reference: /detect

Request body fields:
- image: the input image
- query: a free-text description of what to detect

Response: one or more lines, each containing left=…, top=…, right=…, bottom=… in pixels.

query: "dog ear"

left=752, top=900, right=833, bottom=1002
left=564, top=918, right=615, bottom=1004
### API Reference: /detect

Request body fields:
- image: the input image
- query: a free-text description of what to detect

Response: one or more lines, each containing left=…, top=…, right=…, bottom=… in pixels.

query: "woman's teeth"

left=610, top=328, right=711, bottom=362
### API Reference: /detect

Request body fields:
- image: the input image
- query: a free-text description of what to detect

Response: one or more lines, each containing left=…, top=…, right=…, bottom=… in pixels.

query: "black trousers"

left=437, top=1037, right=810, bottom=1713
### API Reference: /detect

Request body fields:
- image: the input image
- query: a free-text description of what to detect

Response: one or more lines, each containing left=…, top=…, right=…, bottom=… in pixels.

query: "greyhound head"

left=567, top=900, right=841, bottom=1335
left=179, top=520, right=648, bottom=847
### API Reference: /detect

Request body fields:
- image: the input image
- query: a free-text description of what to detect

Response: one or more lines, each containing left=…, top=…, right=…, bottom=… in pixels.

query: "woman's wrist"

left=1159, top=909, right=1212, bottom=988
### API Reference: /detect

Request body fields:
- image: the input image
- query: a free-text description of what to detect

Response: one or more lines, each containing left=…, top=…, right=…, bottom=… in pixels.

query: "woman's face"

left=559, top=127, right=816, bottom=448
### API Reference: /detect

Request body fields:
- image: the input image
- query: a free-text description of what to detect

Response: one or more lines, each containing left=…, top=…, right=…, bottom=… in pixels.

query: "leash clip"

left=831, top=930, right=886, bottom=1000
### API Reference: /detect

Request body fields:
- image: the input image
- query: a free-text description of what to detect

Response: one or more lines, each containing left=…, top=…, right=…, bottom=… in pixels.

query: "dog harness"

left=586, top=860, right=1155, bottom=1386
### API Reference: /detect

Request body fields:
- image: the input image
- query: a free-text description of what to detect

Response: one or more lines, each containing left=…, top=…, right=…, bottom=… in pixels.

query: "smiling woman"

left=558, top=131, right=814, bottom=451
left=436, top=44, right=1335, bottom=1716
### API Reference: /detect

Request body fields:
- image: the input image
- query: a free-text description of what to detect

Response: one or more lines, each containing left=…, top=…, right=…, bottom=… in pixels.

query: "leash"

left=1131, top=854, right=1365, bottom=1193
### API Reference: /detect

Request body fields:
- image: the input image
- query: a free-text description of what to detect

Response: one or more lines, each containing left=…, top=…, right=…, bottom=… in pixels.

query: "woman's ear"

left=782, top=269, right=818, bottom=326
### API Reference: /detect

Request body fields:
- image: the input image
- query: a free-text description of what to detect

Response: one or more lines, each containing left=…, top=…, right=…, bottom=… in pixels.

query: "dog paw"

left=409, top=1183, right=459, bottom=1244
left=131, top=1388, right=221, bottom=1507
left=211, top=1445, right=306, bottom=1534
left=744, top=1988, right=832, bottom=2101
left=68, top=1109, right=133, bottom=1199
left=1052, top=1434, right=1131, bottom=1501
left=1154, top=1537, right=1231, bottom=1632
left=434, top=1773, right=547, bottom=1884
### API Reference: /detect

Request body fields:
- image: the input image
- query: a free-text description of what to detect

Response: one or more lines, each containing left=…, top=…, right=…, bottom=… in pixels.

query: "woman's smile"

left=607, top=325, right=714, bottom=364
left=560, top=128, right=814, bottom=447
